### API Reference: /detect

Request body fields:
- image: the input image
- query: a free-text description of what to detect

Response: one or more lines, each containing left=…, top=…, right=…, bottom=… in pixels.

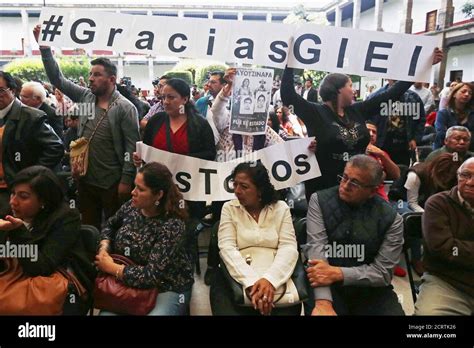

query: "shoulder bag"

left=93, top=254, right=159, bottom=316
left=70, top=98, right=118, bottom=178
left=220, top=246, right=309, bottom=307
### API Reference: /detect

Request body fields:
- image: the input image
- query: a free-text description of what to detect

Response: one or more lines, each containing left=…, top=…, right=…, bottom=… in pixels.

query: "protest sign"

left=137, top=138, right=320, bottom=201
left=230, top=68, right=273, bottom=135
left=38, top=8, right=438, bottom=82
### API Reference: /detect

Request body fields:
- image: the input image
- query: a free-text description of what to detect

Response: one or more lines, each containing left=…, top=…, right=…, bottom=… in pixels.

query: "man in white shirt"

left=410, top=82, right=435, bottom=114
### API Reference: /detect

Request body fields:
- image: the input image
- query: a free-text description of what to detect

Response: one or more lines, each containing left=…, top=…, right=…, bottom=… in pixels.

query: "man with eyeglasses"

left=195, top=71, right=226, bottom=145
left=304, top=154, right=404, bottom=315
left=0, top=71, right=64, bottom=216
left=425, top=125, right=473, bottom=162
left=415, top=157, right=474, bottom=315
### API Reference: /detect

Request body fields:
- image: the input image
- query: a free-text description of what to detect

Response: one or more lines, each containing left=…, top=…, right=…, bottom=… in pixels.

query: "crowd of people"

left=0, top=24, right=472, bottom=317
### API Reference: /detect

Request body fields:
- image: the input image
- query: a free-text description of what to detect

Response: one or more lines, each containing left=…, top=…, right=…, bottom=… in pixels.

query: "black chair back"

left=402, top=212, right=423, bottom=305
left=80, top=224, right=100, bottom=262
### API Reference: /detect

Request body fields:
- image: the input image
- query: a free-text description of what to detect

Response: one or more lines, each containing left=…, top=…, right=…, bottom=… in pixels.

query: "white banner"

left=38, top=8, right=438, bottom=82
left=136, top=138, right=320, bottom=201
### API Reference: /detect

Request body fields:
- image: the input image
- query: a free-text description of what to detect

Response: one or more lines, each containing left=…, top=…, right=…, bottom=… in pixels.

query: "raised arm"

left=280, top=67, right=318, bottom=132
left=356, top=47, right=444, bottom=119
left=34, top=24, right=89, bottom=103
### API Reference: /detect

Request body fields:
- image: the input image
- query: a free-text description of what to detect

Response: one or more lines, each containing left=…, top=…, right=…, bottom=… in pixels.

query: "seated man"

left=425, top=125, right=473, bottom=162
left=415, top=157, right=474, bottom=315
left=303, top=154, right=404, bottom=315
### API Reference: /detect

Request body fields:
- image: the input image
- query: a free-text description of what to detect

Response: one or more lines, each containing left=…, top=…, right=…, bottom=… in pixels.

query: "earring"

left=41, top=205, right=45, bottom=209
left=154, top=200, right=160, bottom=206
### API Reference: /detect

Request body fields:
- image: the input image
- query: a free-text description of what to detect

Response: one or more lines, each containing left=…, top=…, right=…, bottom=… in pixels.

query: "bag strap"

left=57, top=268, right=88, bottom=300
left=110, top=254, right=136, bottom=266
left=165, top=116, right=173, bottom=152
left=88, top=96, right=119, bottom=143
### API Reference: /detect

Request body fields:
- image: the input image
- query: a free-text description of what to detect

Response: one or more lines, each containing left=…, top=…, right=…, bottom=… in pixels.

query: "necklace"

left=248, top=208, right=260, bottom=220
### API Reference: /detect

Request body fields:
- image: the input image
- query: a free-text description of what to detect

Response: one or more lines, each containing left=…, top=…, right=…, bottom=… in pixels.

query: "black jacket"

left=39, top=102, right=64, bottom=140
left=143, top=111, right=216, bottom=160
left=0, top=206, right=96, bottom=294
left=301, top=87, right=318, bottom=103
left=2, top=99, right=64, bottom=185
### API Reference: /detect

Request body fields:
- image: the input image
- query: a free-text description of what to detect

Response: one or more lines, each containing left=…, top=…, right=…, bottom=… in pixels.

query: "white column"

left=374, top=0, right=384, bottom=31
left=20, top=9, right=32, bottom=56
left=438, top=0, right=454, bottom=30
left=117, top=56, right=124, bottom=80
left=148, top=57, right=154, bottom=86
left=237, top=12, right=243, bottom=21
left=208, top=11, right=213, bottom=19
left=335, top=6, right=342, bottom=27
left=399, top=0, right=413, bottom=33
left=266, top=13, right=272, bottom=23
left=178, top=10, right=184, bottom=18
left=352, top=0, right=361, bottom=29
left=147, top=10, right=152, bottom=16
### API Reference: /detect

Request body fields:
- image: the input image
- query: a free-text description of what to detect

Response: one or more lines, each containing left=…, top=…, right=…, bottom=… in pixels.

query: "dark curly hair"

left=138, top=162, right=188, bottom=220
left=231, top=162, right=278, bottom=207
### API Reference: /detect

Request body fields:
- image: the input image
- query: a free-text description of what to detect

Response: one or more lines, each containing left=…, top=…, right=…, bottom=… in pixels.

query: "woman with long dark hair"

left=95, top=162, right=193, bottom=315
left=281, top=48, right=443, bottom=200
left=434, top=82, right=474, bottom=151
left=0, top=166, right=95, bottom=314
left=133, top=78, right=216, bottom=219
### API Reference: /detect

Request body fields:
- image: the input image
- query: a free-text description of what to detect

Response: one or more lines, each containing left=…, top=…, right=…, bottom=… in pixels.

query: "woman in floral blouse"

left=95, top=162, right=193, bottom=315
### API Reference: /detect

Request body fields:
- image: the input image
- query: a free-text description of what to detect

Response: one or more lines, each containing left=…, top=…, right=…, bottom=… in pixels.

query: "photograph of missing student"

left=230, top=68, right=273, bottom=135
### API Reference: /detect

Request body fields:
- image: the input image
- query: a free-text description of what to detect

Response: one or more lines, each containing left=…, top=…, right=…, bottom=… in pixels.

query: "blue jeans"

left=99, top=290, right=192, bottom=316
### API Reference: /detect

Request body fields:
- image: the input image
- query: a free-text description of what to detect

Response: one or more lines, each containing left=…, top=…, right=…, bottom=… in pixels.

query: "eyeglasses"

left=337, top=174, right=376, bottom=189
left=0, top=87, right=10, bottom=95
left=458, top=171, right=474, bottom=181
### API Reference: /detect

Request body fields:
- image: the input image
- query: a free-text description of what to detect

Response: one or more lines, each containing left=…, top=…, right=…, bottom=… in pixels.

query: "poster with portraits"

left=230, top=68, right=273, bottom=135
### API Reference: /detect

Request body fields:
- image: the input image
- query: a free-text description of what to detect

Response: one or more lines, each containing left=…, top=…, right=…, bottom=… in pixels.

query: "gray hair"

left=347, top=154, right=384, bottom=186
left=458, top=157, right=474, bottom=174
left=446, top=126, right=471, bottom=140
left=21, top=81, right=47, bottom=102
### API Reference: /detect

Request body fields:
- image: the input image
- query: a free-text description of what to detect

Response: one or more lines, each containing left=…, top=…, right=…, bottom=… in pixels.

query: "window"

left=425, top=10, right=437, bottom=32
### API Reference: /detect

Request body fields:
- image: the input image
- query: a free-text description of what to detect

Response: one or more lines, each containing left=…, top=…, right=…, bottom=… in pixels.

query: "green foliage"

left=172, top=59, right=200, bottom=83
left=164, top=70, right=193, bottom=85
left=4, top=56, right=89, bottom=82
left=195, top=63, right=228, bottom=88
left=462, top=1, right=474, bottom=18
left=302, top=70, right=328, bottom=87
left=171, top=59, right=228, bottom=87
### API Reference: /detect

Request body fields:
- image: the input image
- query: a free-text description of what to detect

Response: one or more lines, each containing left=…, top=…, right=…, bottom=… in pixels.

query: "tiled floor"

left=190, top=228, right=419, bottom=316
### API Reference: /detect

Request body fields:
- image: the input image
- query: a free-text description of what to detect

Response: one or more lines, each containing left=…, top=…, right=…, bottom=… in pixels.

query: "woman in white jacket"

left=210, top=161, right=300, bottom=315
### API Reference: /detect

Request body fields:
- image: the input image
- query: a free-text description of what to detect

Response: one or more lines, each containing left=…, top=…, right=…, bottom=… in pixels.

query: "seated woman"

left=434, top=82, right=474, bottom=151
left=405, top=153, right=462, bottom=213
left=0, top=166, right=95, bottom=315
left=276, top=106, right=304, bottom=137
left=95, top=162, right=194, bottom=316
left=210, top=162, right=301, bottom=316
left=404, top=153, right=462, bottom=275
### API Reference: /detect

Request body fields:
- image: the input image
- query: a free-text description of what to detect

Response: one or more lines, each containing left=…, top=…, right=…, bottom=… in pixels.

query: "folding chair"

left=401, top=212, right=423, bottom=305
left=80, top=224, right=100, bottom=315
